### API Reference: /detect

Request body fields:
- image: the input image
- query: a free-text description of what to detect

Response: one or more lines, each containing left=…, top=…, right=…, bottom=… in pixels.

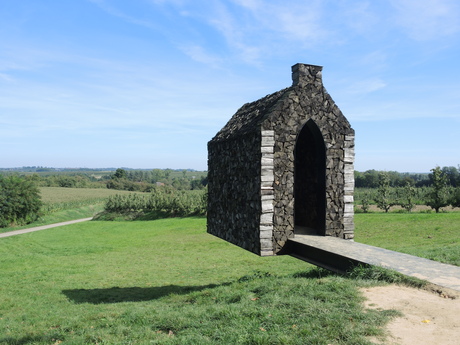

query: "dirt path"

left=0, top=218, right=93, bottom=238
left=362, top=285, right=460, bottom=344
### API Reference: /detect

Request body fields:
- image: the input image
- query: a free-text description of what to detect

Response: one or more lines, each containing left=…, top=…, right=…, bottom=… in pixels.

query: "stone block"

left=344, top=195, right=354, bottom=203
left=260, top=238, right=273, bottom=249
left=261, top=130, right=275, bottom=137
left=261, top=146, right=274, bottom=153
left=260, top=250, right=274, bottom=256
left=344, top=203, right=354, bottom=213
left=260, top=212, right=273, bottom=224
left=261, top=180, right=274, bottom=188
left=260, top=229, right=272, bottom=239
left=261, top=137, right=275, bottom=146
left=261, top=200, right=274, bottom=213
left=261, top=157, right=274, bottom=166
left=261, top=174, right=274, bottom=182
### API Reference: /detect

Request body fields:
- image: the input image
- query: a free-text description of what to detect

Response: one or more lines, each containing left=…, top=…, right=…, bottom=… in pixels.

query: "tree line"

left=354, top=166, right=460, bottom=188
left=1, top=165, right=459, bottom=228
left=0, top=168, right=208, bottom=191
left=356, top=166, right=460, bottom=213
left=106, top=168, right=208, bottom=192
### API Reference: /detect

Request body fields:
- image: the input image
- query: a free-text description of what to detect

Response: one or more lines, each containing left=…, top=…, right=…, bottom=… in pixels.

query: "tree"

left=113, top=168, right=128, bottom=179
left=397, top=181, right=416, bottom=212
left=0, top=175, right=42, bottom=227
left=441, top=166, right=459, bottom=187
left=426, top=166, right=449, bottom=213
left=363, top=170, right=380, bottom=188
left=449, top=187, right=460, bottom=208
left=360, top=191, right=371, bottom=213
left=374, top=173, right=394, bottom=213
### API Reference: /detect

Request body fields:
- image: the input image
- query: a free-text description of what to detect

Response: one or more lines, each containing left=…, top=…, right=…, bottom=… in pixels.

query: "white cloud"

left=230, top=0, right=326, bottom=42
left=179, top=0, right=327, bottom=65
left=208, top=2, right=255, bottom=59
left=0, top=73, right=14, bottom=82
left=359, top=51, right=388, bottom=70
left=89, top=0, right=161, bottom=30
left=180, top=45, right=222, bottom=66
left=345, top=78, right=387, bottom=95
left=390, top=0, right=460, bottom=40
left=337, top=1, right=382, bottom=37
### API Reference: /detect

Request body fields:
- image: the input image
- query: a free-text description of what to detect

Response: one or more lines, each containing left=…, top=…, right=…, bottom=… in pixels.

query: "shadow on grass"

left=63, top=282, right=228, bottom=304
left=1, top=334, right=61, bottom=345
left=62, top=269, right=337, bottom=304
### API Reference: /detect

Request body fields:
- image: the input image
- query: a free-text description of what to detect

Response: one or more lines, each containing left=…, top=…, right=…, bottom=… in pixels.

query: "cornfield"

left=39, top=187, right=145, bottom=215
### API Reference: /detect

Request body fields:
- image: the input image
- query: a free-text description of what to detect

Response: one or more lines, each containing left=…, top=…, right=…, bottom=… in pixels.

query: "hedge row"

left=104, top=189, right=207, bottom=217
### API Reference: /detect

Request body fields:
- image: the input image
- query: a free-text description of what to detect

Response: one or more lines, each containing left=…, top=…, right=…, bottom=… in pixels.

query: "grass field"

left=1, top=217, right=405, bottom=345
left=355, top=212, right=460, bottom=266
left=1, top=188, right=458, bottom=343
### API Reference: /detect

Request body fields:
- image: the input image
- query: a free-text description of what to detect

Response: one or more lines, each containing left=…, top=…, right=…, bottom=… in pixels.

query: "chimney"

left=291, top=63, right=323, bottom=87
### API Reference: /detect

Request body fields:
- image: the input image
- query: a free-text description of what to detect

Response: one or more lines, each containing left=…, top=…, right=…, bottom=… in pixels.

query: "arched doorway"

left=294, top=120, right=326, bottom=235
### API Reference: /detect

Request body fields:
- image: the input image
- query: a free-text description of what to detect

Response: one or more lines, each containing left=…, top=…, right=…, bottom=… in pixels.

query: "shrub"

left=0, top=175, right=42, bottom=227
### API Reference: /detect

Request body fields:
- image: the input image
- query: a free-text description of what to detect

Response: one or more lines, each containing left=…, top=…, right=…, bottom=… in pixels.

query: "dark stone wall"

left=207, top=132, right=262, bottom=254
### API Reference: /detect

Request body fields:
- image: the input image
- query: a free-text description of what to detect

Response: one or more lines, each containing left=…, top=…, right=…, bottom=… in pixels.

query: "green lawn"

left=355, top=212, right=460, bottom=266
left=1, top=217, right=399, bottom=345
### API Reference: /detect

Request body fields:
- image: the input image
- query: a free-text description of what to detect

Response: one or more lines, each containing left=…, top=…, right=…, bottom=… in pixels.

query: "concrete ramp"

left=285, top=234, right=460, bottom=292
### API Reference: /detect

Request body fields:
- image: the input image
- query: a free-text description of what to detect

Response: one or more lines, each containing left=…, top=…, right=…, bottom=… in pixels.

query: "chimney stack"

left=291, top=63, right=323, bottom=87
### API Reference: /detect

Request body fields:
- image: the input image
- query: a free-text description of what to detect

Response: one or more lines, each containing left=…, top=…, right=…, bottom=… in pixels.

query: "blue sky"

left=1, top=0, right=459, bottom=172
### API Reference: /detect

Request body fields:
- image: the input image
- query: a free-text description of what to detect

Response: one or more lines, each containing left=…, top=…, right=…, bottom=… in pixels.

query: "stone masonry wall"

left=207, top=132, right=262, bottom=254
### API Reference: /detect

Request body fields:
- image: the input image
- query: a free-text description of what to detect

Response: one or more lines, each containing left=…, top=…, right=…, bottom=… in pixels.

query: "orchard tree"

left=398, top=181, right=416, bottom=212
left=426, top=166, right=449, bottom=213
left=374, top=173, right=394, bottom=213
left=360, top=191, right=371, bottom=213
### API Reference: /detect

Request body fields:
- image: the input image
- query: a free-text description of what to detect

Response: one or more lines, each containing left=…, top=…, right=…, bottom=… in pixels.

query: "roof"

left=210, top=63, right=351, bottom=143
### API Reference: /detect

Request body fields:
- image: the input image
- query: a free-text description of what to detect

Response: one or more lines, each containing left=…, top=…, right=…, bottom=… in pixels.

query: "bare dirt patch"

left=362, top=285, right=460, bottom=344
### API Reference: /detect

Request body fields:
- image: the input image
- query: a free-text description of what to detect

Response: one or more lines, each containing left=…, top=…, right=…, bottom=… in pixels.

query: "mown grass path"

left=0, top=218, right=92, bottom=238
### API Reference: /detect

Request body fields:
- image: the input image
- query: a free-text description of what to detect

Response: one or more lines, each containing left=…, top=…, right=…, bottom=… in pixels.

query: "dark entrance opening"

left=294, top=120, right=326, bottom=235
